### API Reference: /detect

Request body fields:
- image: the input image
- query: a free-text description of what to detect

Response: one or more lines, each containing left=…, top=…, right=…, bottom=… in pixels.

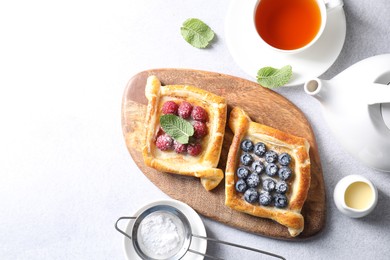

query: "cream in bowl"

left=333, top=175, right=378, bottom=218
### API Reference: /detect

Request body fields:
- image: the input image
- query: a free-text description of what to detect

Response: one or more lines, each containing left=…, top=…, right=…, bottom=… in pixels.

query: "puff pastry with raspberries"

left=142, top=75, right=227, bottom=191
left=225, top=107, right=311, bottom=237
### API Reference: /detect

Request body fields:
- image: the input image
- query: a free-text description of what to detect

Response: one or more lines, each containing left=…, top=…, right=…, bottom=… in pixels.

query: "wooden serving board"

left=122, top=69, right=326, bottom=240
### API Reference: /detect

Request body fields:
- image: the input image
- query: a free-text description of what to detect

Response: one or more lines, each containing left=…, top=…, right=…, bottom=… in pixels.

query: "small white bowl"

left=333, top=175, right=378, bottom=218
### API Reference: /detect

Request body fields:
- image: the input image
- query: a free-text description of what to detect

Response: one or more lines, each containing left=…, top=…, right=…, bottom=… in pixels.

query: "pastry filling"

left=235, top=138, right=294, bottom=208
left=155, top=100, right=208, bottom=157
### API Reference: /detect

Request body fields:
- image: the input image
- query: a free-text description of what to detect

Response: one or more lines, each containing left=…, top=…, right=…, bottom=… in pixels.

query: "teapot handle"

left=325, top=0, right=344, bottom=11
left=366, top=83, right=390, bottom=105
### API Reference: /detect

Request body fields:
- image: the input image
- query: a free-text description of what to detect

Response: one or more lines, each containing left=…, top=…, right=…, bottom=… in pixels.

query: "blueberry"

left=240, top=139, right=254, bottom=152
left=244, top=188, right=259, bottom=203
left=276, top=181, right=288, bottom=194
left=254, top=142, right=266, bottom=157
left=262, top=178, right=276, bottom=192
left=265, top=163, right=278, bottom=176
left=278, top=166, right=293, bottom=180
left=235, top=179, right=248, bottom=193
left=259, top=191, right=272, bottom=206
left=246, top=173, right=261, bottom=188
left=252, top=161, right=265, bottom=174
left=278, top=153, right=291, bottom=166
left=236, top=166, right=250, bottom=179
left=274, top=194, right=288, bottom=208
left=240, top=153, right=253, bottom=166
left=265, top=150, right=278, bottom=163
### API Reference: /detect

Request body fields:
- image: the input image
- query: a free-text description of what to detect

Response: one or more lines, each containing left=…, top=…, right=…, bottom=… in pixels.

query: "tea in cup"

left=254, top=0, right=342, bottom=53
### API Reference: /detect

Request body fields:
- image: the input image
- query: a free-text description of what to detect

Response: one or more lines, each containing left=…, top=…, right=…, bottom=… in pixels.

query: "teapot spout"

left=303, top=78, right=330, bottom=103
left=304, top=78, right=390, bottom=105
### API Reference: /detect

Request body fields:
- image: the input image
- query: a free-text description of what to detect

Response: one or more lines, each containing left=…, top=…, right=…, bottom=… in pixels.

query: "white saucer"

left=225, top=0, right=346, bottom=86
left=123, top=199, right=207, bottom=260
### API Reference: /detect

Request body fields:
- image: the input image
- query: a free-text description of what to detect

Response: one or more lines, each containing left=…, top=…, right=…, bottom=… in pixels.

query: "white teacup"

left=253, top=0, right=344, bottom=54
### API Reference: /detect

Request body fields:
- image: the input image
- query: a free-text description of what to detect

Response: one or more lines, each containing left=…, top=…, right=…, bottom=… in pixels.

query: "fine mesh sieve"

left=115, top=204, right=285, bottom=260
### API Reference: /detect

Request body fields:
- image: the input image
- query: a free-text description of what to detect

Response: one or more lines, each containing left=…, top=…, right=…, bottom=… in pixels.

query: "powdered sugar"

left=137, top=211, right=185, bottom=259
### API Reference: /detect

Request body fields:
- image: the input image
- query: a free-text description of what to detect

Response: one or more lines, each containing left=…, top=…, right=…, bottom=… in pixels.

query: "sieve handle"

left=192, top=234, right=286, bottom=260
left=187, top=249, right=223, bottom=260
left=115, top=216, right=137, bottom=240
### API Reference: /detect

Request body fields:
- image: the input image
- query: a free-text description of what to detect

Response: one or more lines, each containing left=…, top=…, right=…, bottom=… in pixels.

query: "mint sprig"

left=180, top=18, right=215, bottom=49
left=160, top=114, right=194, bottom=144
left=257, top=65, right=293, bottom=89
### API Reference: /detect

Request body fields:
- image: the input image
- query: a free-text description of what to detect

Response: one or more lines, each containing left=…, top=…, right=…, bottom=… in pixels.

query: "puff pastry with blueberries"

left=142, top=75, right=227, bottom=191
left=225, top=107, right=311, bottom=237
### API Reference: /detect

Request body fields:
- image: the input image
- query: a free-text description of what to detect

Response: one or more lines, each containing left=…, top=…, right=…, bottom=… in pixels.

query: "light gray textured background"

left=1, top=0, right=389, bottom=259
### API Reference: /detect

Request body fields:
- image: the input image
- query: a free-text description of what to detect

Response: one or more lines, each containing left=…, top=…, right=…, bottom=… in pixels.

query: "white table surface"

left=1, top=1, right=390, bottom=259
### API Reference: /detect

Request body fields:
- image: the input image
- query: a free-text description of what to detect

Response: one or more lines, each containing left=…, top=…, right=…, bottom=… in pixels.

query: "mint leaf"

left=257, top=65, right=293, bottom=89
left=180, top=18, right=215, bottom=48
left=160, top=114, right=194, bottom=144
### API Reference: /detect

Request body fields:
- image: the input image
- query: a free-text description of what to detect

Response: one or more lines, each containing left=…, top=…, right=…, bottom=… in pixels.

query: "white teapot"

left=304, top=54, right=390, bottom=172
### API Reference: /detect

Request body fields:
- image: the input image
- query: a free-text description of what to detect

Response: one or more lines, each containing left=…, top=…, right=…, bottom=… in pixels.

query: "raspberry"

left=173, top=140, right=187, bottom=154
left=187, top=143, right=202, bottom=156
left=193, top=121, right=207, bottom=138
left=161, top=101, right=178, bottom=115
left=155, top=134, right=173, bottom=151
left=191, top=106, right=208, bottom=122
left=178, top=101, right=193, bottom=119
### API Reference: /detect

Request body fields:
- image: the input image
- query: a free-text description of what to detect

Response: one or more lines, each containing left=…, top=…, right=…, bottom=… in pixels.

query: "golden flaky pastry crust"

left=225, top=107, right=311, bottom=237
left=142, top=75, right=227, bottom=191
